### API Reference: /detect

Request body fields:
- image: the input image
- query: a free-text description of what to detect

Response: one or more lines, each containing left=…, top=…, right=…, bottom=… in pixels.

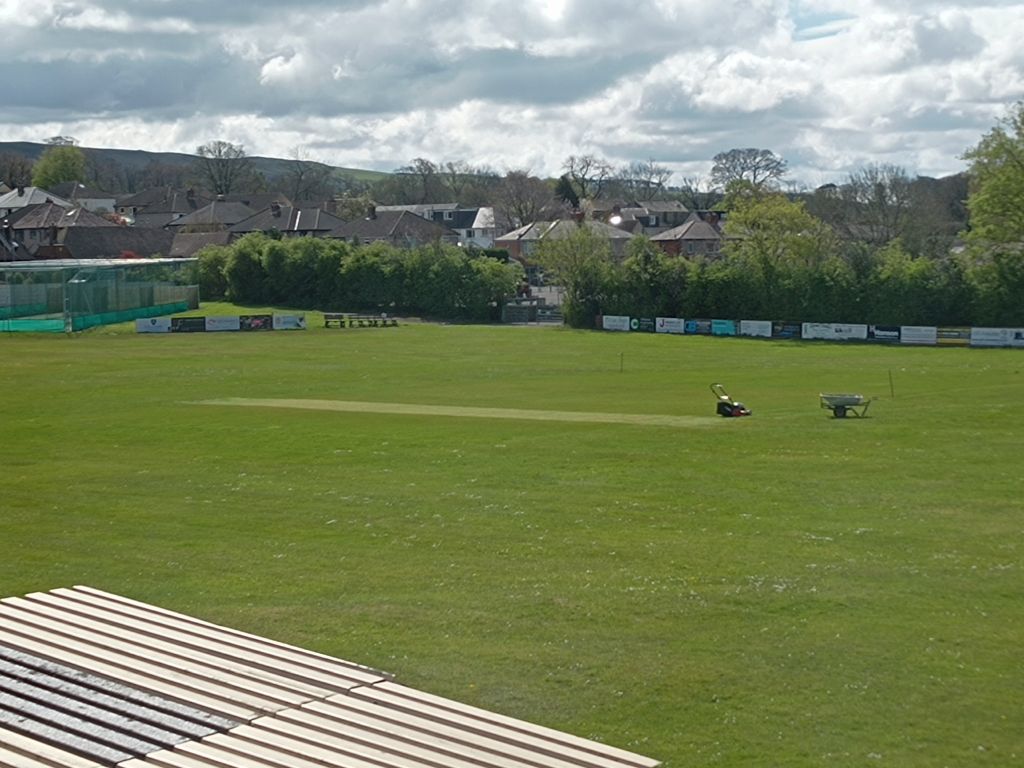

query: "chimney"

left=17, top=187, right=24, bottom=197
left=366, top=204, right=377, bottom=220
left=186, top=188, right=195, bottom=200
left=270, top=202, right=281, bottom=217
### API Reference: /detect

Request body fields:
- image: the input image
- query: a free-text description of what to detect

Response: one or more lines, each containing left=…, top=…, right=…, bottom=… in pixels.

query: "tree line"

left=195, top=233, right=523, bottom=322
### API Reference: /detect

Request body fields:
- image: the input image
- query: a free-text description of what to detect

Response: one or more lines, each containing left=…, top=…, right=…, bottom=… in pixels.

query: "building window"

left=466, top=229, right=474, bottom=239
left=444, top=211, right=454, bottom=220
left=687, top=241, right=696, bottom=254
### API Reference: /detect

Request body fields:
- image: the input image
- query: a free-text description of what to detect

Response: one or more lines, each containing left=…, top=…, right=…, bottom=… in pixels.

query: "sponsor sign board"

left=630, top=317, right=656, bottom=333
left=170, top=316, right=206, bottom=333
left=136, top=317, right=171, bottom=333
left=936, top=327, right=970, bottom=346
left=684, top=318, right=712, bottom=335
left=801, top=322, right=868, bottom=341
left=602, top=315, right=631, bottom=332
left=655, top=317, right=685, bottom=334
left=772, top=321, right=802, bottom=339
left=900, top=326, right=937, bottom=346
left=240, top=314, right=273, bottom=331
left=970, top=327, right=1024, bottom=348
left=205, top=316, right=241, bottom=332
left=867, top=325, right=900, bottom=343
left=739, top=320, right=772, bottom=338
left=711, top=319, right=737, bottom=336
left=273, top=314, right=307, bottom=330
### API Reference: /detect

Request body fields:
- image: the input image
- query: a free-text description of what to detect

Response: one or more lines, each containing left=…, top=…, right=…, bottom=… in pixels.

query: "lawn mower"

left=711, top=383, right=752, bottom=417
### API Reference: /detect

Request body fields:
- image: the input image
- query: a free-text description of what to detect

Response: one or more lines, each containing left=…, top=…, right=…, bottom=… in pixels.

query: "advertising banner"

left=655, top=317, right=685, bottom=334
left=240, top=314, right=273, bottom=331
left=936, top=327, right=970, bottom=346
left=630, top=317, right=656, bottom=333
left=684, top=318, right=712, bottom=335
left=205, top=316, right=241, bottom=332
left=801, top=322, right=868, bottom=341
left=900, top=326, right=937, bottom=346
left=602, top=315, right=631, bottom=332
left=711, top=319, right=737, bottom=336
left=970, top=328, right=1024, bottom=348
left=170, top=316, right=206, bottom=333
left=273, top=314, right=307, bottom=330
left=136, top=317, right=171, bottom=333
left=740, top=320, right=772, bottom=338
left=867, top=325, right=901, bottom=343
left=772, top=321, right=802, bottom=339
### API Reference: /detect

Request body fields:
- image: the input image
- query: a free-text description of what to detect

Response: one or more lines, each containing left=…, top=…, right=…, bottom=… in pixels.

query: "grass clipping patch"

left=199, top=397, right=721, bottom=428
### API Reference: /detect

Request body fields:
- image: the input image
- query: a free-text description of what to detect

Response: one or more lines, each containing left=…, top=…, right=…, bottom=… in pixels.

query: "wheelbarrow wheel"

left=834, top=405, right=847, bottom=418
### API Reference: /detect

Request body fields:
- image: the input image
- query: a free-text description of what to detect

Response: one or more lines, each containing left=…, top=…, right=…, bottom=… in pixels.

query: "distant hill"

left=0, top=141, right=387, bottom=189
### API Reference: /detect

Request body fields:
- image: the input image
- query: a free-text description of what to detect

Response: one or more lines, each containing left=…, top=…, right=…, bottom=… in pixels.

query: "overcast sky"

left=2, top=0, right=1022, bottom=186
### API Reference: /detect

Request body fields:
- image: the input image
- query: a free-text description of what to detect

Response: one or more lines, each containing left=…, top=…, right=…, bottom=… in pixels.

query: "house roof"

left=169, top=231, right=233, bottom=258
left=329, top=210, right=457, bottom=242
left=0, top=186, right=72, bottom=211
left=171, top=201, right=257, bottom=228
left=56, top=227, right=176, bottom=259
left=49, top=182, right=117, bottom=202
left=10, top=203, right=118, bottom=230
left=650, top=219, right=723, bottom=242
left=495, top=219, right=634, bottom=244
left=0, top=586, right=661, bottom=768
left=231, top=205, right=345, bottom=234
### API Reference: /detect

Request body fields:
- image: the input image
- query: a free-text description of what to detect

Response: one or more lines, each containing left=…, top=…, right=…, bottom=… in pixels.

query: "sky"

left=2, top=0, right=1023, bottom=187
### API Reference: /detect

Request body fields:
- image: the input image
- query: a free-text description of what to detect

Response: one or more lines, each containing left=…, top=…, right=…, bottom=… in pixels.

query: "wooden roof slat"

left=8, top=597, right=334, bottom=700
left=0, top=726, right=107, bottom=768
left=62, top=587, right=384, bottom=683
left=256, top=710, right=521, bottom=768
left=180, top=732, right=383, bottom=768
left=43, top=589, right=385, bottom=688
left=356, top=683, right=660, bottom=768
left=0, top=603, right=306, bottom=709
left=0, top=625, right=257, bottom=721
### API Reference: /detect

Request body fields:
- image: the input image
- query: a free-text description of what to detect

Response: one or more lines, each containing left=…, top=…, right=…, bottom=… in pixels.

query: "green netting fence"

left=0, top=259, right=199, bottom=333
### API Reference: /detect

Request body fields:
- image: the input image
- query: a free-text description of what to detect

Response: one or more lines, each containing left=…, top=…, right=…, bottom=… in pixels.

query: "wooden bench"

left=324, top=313, right=399, bottom=328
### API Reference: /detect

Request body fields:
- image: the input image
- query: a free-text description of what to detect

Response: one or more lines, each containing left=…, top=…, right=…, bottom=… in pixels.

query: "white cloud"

left=1, top=0, right=1022, bottom=183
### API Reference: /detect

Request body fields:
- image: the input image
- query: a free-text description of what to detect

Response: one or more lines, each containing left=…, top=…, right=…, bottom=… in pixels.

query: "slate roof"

left=231, top=205, right=345, bottom=235
left=56, top=228, right=176, bottom=259
left=169, top=232, right=232, bottom=258
left=496, top=219, right=634, bottom=243
left=170, top=201, right=257, bottom=229
left=329, top=210, right=458, bottom=244
left=0, top=586, right=661, bottom=768
left=10, top=204, right=118, bottom=230
left=0, top=187, right=72, bottom=212
left=49, top=182, right=117, bottom=203
left=650, top=218, right=723, bottom=242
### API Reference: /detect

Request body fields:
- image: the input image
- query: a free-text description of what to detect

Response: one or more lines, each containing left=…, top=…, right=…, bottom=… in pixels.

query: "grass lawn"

left=1, top=312, right=1022, bottom=766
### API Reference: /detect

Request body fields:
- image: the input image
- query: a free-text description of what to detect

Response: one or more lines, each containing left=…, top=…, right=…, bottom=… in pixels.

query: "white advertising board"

left=739, top=320, right=772, bottom=338
left=900, top=326, right=937, bottom=345
left=801, top=322, right=868, bottom=341
left=655, top=317, right=685, bottom=334
left=602, top=315, right=631, bottom=332
left=970, top=327, right=1024, bottom=348
left=136, top=317, right=171, bottom=333
left=205, top=316, right=241, bottom=332
left=273, top=314, right=307, bottom=330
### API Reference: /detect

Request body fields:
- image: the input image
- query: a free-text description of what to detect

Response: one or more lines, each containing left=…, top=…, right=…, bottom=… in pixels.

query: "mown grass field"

left=2, top=313, right=1022, bottom=767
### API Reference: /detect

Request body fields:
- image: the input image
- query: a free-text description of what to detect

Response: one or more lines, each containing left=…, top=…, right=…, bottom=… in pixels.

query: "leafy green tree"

left=31, top=145, right=87, bottom=189
left=710, top=148, right=787, bottom=191
left=535, top=225, right=613, bottom=327
left=963, top=101, right=1024, bottom=246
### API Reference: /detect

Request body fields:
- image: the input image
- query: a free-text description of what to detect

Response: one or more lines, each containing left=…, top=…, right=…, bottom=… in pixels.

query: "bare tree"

left=675, top=176, right=721, bottom=211
left=194, top=140, right=253, bottom=196
left=495, top=169, right=559, bottom=228
left=562, top=154, right=615, bottom=201
left=619, top=159, right=673, bottom=200
left=841, top=163, right=912, bottom=245
left=710, top=148, right=787, bottom=191
left=0, top=153, right=34, bottom=188
left=394, top=157, right=444, bottom=203
left=283, top=147, right=336, bottom=202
